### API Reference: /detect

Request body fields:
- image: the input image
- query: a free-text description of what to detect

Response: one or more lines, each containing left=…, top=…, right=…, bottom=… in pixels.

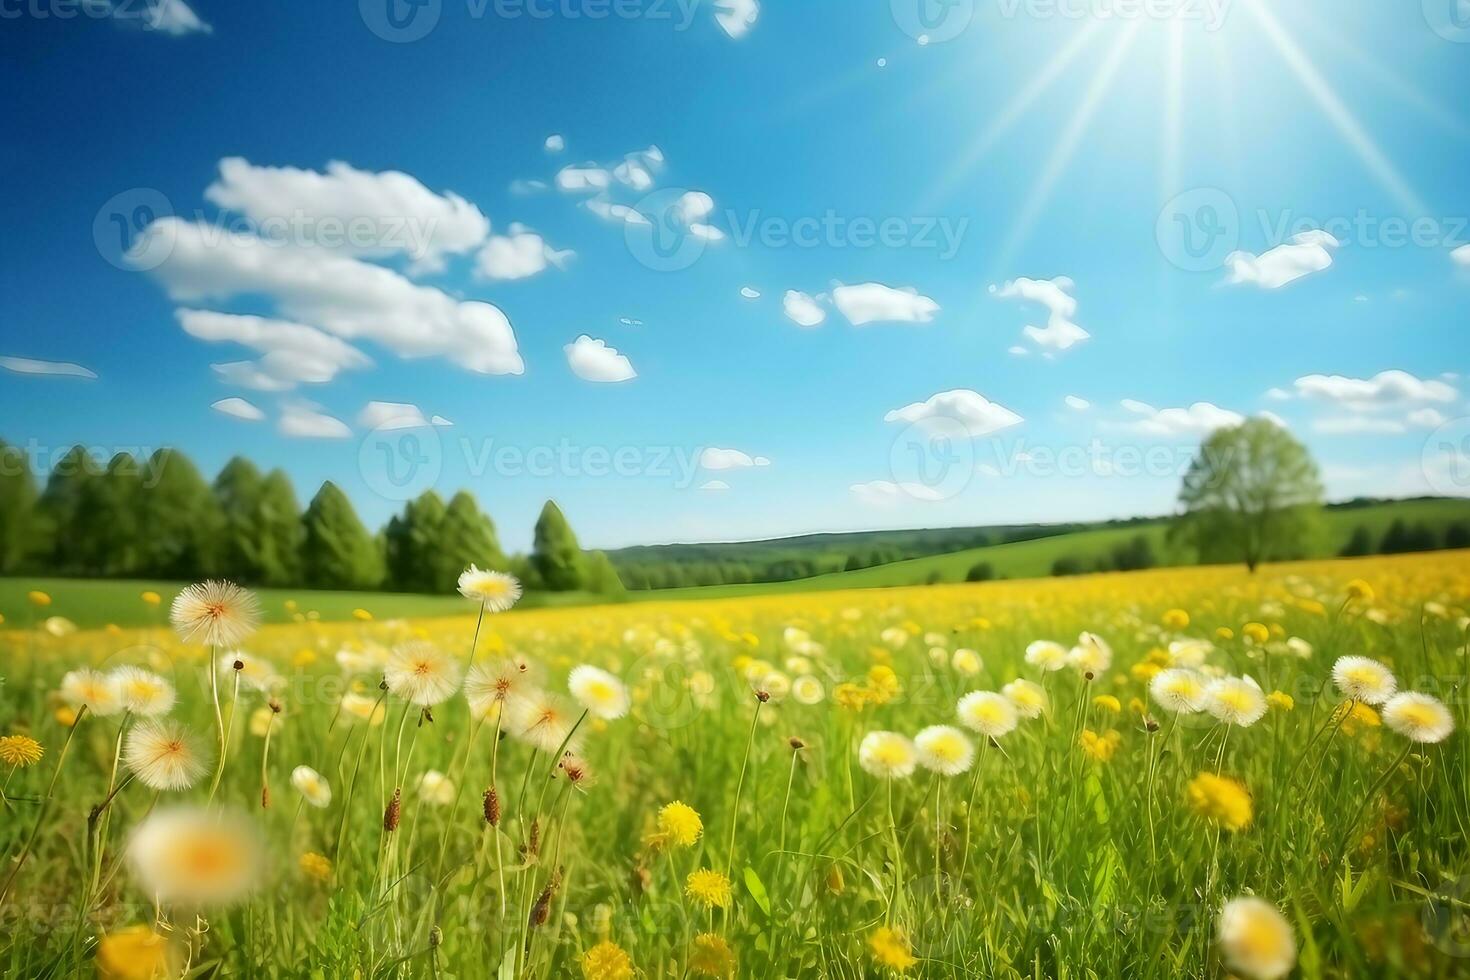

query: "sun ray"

left=1161, top=17, right=1184, bottom=199
left=919, top=20, right=1105, bottom=212
left=1241, top=0, right=1426, bottom=215
left=990, top=22, right=1143, bottom=276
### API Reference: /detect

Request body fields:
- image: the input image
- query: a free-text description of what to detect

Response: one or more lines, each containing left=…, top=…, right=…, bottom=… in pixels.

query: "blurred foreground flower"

left=127, top=807, right=264, bottom=906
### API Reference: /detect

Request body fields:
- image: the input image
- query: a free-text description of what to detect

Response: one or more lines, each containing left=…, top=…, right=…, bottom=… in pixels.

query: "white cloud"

left=1265, top=387, right=1291, bottom=401
left=177, top=309, right=372, bottom=390
left=205, top=158, right=489, bottom=270
left=1452, top=244, right=1470, bottom=268
left=700, top=448, right=771, bottom=470
left=211, top=397, right=264, bottom=422
left=583, top=198, right=651, bottom=227
left=556, top=165, right=613, bottom=193
left=676, top=191, right=715, bottom=225
left=851, top=481, right=944, bottom=506
left=713, top=0, right=759, bottom=38
left=1408, top=407, right=1448, bottom=429
left=0, top=356, right=97, bottom=380
left=832, top=282, right=939, bottom=326
left=1225, top=230, right=1339, bottom=289
left=884, top=389, right=1023, bottom=437
left=564, top=335, right=636, bottom=383
left=475, top=224, right=574, bottom=281
left=132, top=0, right=211, bottom=35
left=1064, top=395, right=1090, bottom=411
left=740, top=286, right=761, bottom=299
left=613, top=159, right=656, bottom=192
left=991, top=276, right=1089, bottom=352
left=1008, top=346, right=1028, bottom=356
left=1293, top=370, right=1457, bottom=409
left=357, top=402, right=453, bottom=431
left=783, top=290, right=827, bottom=328
left=544, top=134, right=565, bottom=153
left=1312, top=416, right=1406, bottom=435
left=1127, top=401, right=1245, bottom=437
left=131, top=218, right=524, bottom=376
left=699, top=480, right=731, bottom=492
left=279, top=403, right=351, bottom=439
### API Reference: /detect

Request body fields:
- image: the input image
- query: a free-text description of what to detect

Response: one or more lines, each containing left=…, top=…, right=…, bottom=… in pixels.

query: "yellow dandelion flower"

left=352, top=608, right=373, bottom=622
left=299, top=851, right=332, bottom=882
left=1079, top=728, right=1122, bottom=762
left=689, top=932, right=736, bottom=977
left=1215, top=627, right=1235, bottom=641
left=1092, top=694, right=1122, bottom=714
left=685, top=868, right=733, bottom=909
left=580, top=941, right=633, bottom=980
left=1345, top=579, right=1375, bottom=603
left=95, top=924, right=175, bottom=980
left=140, top=591, right=162, bottom=607
left=657, top=801, right=703, bottom=848
left=868, top=925, right=918, bottom=972
left=1338, top=701, right=1381, bottom=737
left=1162, top=608, right=1190, bottom=630
left=1242, top=623, right=1270, bottom=645
left=27, top=590, right=51, bottom=607
left=1187, top=772, right=1253, bottom=831
left=0, top=734, right=43, bottom=768
left=1266, top=691, right=1294, bottom=712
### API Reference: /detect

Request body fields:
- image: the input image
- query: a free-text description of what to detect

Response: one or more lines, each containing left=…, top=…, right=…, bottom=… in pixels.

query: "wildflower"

left=1092, top=694, right=1121, bottom=714
left=95, top=924, right=176, bottom=980
left=1382, top=692, right=1455, bottom=743
left=127, top=808, right=263, bottom=906
left=1024, top=640, right=1068, bottom=672
left=689, top=932, right=736, bottom=977
left=1242, top=622, right=1270, bottom=645
left=1338, top=701, right=1381, bottom=737
left=833, top=682, right=871, bottom=712
left=1331, top=656, right=1397, bottom=705
left=580, top=940, right=633, bottom=980
left=685, top=868, right=733, bottom=909
left=1217, top=897, right=1297, bottom=980
left=1067, top=632, right=1113, bottom=674
left=0, top=734, right=43, bottom=768
left=169, top=581, right=260, bottom=648
left=458, top=566, right=523, bottom=612
left=417, top=770, right=457, bottom=806
left=385, top=641, right=462, bottom=706
left=1203, top=678, right=1267, bottom=727
left=248, top=705, right=282, bottom=738
left=1266, top=691, right=1295, bottom=712
left=1215, top=627, right=1235, bottom=642
left=60, top=668, right=123, bottom=717
left=1345, top=579, right=1375, bottom=603
left=957, top=691, right=1018, bottom=739
left=657, top=801, right=703, bottom=848
left=220, top=651, right=282, bottom=694
left=510, top=690, right=584, bottom=753
left=299, top=851, right=332, bottom=882
left=1079, top=729, right=1121, bottom=762
left=111, top=666, right=176, bottom=717
left=914, top=725, right=975, bottom=776
left=792, top=675, right=825, bottom=705
left=1002, top=679, right=1047, bottom=719
left=1162, top=608, right=1190, bottom=630
left=140, top=591, right=162, bottom=606
left=858, top=731, right=918, bottom=779
left=1150, top=669, right=1207, bottom=714
left=569, top=665, right=631, bottom=720
left=291, top=766, right=332, bottom=808
left=866, top=665, right=901, bottom=702
left=464, top=657, right=535, bottom=718
left=123, top=720, right=210, bottom=791
left=27, top=590, right=51, bottom=607
left=351, top=608, right=373, bottom=622
left=340, top=692, right=386, bottom=726
left=868, top=925, right=918, bottom=972
left=1187, top=773, right=1253, bottom=831
left=951, top=648, right=982, bottom=675
left=1167, top=638, right=1212, bottom=667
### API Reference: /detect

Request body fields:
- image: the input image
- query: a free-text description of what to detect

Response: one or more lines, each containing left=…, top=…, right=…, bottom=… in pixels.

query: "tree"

left=0, top=440, right=37, bottom=573
left=436, top=491, right=508, bottom=587
left=583, top=550, right=625, bottom=596
left=1173, top=419, right=1324, bottom=572
left=135, top=449, right=222, bottom=579
left=529, top=500, right=586, bottom=591
left=384, top=491, right=448, bottom=592
left=965, top=562, right=995, bottom=582
left=257, top=470, right=304, bottom=586
left=1446, top=521, right=1470, bottom=550
left=37, top=446, right=103, bottom=574
left=301, top=482, right=383, bottom=590
left=213, top=457, right=267, bottom=583
left=1339, top=525, right=1374, bottom=558
left=1109, top=534, right=1157, bottom=572
left=80, top=453, right=143, bottom=576
left=1051, top=555, right=1086, bottom=577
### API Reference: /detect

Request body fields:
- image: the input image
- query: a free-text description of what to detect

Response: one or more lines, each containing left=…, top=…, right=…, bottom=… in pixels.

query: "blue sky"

left=1, top=0, right=1467, bottom=551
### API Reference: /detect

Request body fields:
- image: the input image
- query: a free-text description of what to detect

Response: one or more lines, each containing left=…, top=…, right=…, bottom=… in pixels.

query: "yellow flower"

left=1266, top=691, right=1294, bottom=712
left=140, top=591, right=162, bottom=607
left=868, top=925, right=918, bottom=972
left=685, top=868, right=733, bottom=909
left=27, top=590, right=51, bottom=607
left=54, top=706, right=78, bottom=727
left=1345, top=579, right=1375, bottom=603
left=1338, top=701, right=1381, bottom=737
left=657, top=801, right=703, bottom=848
left=299, top=851, right=332, bottom=882
left=1162, top=608, right=1190, bottom=630
left=95, top=925, right=175, bottom=980
left=689, top=932, right=736, bottom=977
left=1092, top=694, right=1121, bottom=714
left=352, top=608, right=373, bottom=622
left=1187, top=772, right=1253, bottom=831
left=580, top=941, right=633, bottom=980
left=1215, top=627, right=1235, bottom=641
left=1131, top=661, right=1163, bottom=683
left=1079, top=729, right=1122, bottom=762
left=1242, top=622, right=1270, bottom=645
left=0, top=734, right=43, bottom=767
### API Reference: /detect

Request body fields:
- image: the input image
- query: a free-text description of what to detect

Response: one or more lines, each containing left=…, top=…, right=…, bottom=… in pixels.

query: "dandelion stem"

left=724, top=699, right=762, bottom=876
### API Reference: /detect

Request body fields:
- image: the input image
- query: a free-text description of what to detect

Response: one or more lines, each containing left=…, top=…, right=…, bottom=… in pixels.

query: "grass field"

left=0, top=551, right=1467, bottom=977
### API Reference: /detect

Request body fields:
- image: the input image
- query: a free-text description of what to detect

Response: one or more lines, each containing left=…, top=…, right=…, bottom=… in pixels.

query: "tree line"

left=0, top=440, right=622, bottom=596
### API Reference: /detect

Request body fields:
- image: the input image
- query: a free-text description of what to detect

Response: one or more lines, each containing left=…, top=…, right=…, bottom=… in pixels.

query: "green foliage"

left=36, top=445, right=101, bottom=573
left=215, top=460, right=304, bottom=587
left=1379, top=518, right=1439, bottom=555
left=582, top=550, right=625, bottom=596
left=438, top=491, right=508, bottom=585
left=384, top=490, right=448, bottom=592
left=1174, top=418, right=1325, bottom=572
left=530, top=500, right=586, bottom=591
left=1339, top=525, right=1375, bottom=558
left=301, top=482, right=383, bottom=590
left=0, top=440, right=37, bottom=574
left=965, top=561, right=995, bottom=582
left=134, top=449, right=223, bottom=579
